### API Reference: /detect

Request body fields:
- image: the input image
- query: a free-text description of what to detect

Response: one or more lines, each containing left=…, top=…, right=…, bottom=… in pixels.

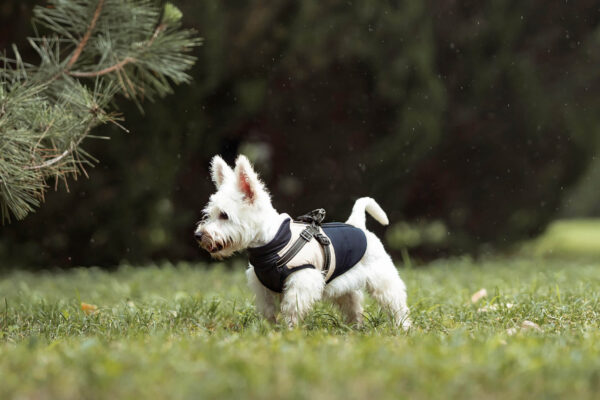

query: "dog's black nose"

left=194, top=231, right=203, bottom=241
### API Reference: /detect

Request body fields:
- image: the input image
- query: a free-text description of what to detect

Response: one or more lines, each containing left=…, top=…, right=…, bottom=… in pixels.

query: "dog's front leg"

left=246, top=266, right=278, bottom=323
left=280, top=268, right=324, bottom=328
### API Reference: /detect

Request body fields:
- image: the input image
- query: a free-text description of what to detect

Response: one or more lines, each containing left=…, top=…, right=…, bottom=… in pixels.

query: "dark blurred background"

left=2, top=0, right=600, bottom=268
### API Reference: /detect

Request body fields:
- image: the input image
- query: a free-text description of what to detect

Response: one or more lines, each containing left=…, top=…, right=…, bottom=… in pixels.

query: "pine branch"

left=67, top=23, right=167, bottom=78
left=68, top=57, right=135, bottom=77
left=65, top=0, right=106, bottom=70
left=25, top=118, right=96, bottom=170
left=0, top=0, right=201, bottom=223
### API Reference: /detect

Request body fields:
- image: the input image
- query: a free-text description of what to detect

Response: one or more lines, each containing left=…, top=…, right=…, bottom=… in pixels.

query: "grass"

left=1, top=257, right=600, bottom=399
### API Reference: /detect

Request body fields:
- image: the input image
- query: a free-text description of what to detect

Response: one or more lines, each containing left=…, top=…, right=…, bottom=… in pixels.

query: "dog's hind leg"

left=281, top=268, right=324, bottom=328
left=246, top=266, right=278, bottom=323
left=366, top=261, right=411, bottom=331
left=333, top=290, right=364, bottom=326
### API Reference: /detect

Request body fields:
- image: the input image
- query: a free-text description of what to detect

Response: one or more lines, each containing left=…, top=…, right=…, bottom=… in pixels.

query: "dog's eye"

left=219, top=211, right=229, bottom=220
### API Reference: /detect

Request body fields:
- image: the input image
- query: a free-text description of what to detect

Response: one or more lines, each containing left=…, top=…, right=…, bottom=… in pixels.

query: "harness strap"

left=276, top=209, right=332, bottom=278
left=312, top=231, right=331, bottom=278
left=275, top=227, right=313, bottom=268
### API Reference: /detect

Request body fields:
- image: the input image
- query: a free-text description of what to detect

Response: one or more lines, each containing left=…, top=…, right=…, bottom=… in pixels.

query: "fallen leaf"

left=471, top=288, right=488, bottom=303
left=81, top=302, right=98, bottom=315
left=506, top=320, right=542, bottom=336
left=521, top=320, right=542, bottom=331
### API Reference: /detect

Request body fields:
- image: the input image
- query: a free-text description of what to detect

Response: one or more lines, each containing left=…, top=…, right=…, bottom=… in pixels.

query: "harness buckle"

left=296, top=208, right=326, bottom=225
left=299, top=229, right=313, bottom=242
left=314, top=233, right=330, bottom=246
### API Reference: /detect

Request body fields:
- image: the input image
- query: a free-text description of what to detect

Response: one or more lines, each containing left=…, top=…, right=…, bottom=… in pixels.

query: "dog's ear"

left=234, top=155, right=262, bottom=203
left=210, top=155, right=233, bottom=188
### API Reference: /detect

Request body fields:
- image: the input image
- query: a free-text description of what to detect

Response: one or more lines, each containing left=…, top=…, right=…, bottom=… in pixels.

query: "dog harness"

left=247, top=210, right=367, bottom=293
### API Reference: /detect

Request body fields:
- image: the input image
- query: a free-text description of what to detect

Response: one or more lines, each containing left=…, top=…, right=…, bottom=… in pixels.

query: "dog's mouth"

left=198, top=235, right=226, bottom=254
left=209, top=243, right=224, bottom=253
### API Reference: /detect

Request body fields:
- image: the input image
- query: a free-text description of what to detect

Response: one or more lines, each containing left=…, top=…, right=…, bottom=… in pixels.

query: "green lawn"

left=1, top=257, right=600, bottom=399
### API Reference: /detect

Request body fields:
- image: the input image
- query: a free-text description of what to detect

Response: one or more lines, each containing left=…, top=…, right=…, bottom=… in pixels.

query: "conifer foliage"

left=0, top=0, right=200, bottom=222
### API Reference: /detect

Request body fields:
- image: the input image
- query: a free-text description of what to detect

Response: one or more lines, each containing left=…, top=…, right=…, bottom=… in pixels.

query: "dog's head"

left=195, top=154, right=274, bottom=258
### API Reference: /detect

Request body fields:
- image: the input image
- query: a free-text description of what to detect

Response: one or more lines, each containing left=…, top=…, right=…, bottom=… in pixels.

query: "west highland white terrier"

left=195, top=155, right=411, bottom=329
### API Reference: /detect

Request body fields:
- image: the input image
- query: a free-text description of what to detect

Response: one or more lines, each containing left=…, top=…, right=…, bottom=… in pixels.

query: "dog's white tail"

left=346, top=197, right=389, bottom=229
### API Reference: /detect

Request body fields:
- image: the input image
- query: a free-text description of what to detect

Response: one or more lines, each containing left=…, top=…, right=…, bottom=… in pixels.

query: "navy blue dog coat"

left=248, top=218, right=367, bottom=293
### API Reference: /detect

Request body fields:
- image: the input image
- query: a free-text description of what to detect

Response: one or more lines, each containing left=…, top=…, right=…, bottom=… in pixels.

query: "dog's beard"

left=207, top=245, right=239, bottom=260
left=200, top=234, right=243, bottom=259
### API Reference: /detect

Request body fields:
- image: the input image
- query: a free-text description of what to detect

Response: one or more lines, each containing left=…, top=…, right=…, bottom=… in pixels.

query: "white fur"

left=196, top=154, right=411, bottom=330
left=346, top=197, right=389, bottom=228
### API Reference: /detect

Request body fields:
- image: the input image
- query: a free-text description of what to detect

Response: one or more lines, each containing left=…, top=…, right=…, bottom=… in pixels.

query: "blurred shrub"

left=386, top=220, right=447, bottom=251
left=400, top=1, right=600, bottom=253
left=561, top=157, right=600, bottom=218
left=520, top=219, right=600, bottom=258
left=1, top=0, right=600, bottom=267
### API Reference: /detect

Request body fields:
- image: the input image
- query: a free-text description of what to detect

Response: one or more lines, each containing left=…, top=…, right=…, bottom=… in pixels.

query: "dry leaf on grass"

left=507, top=320, right=542, bottom=335
left=80, top=302, right=98, bottom=315
left=521, top=320, right=542, bottom=331
left=471, top=288, right=488, bottom=303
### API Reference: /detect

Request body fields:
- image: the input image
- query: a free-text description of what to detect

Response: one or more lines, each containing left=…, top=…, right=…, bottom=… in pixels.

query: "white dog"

left=195, top=155, right=410, bottom=329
